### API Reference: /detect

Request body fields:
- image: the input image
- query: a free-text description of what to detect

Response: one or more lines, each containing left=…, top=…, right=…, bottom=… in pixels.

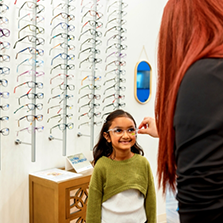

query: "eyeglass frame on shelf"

left=50, top=73, right=74, bottom=84
left=18, top=1, right=45, bottom=17
left=50, top=12, right=75, bottom=25
left=102, top=102, right=126, bottom=111
left=13, top=35, right=45, bottom=49
left=16, top=126, right=44, bottom=137
left=14, top=103, right=43, bottom=114
left=78, top=111, right=101, bottom=120
left=51, top=22, right=75, bottom=36
left=80, top=38, right=102, bottom=51
left=18, top=13, right=44, bottom=29
left=78, top=84, right=101, bottom=94
left=79, top=54, right=102, bottom=68
left=18, top=24, right=44, bottom=38
left=47, top=113, right=73, bottom=123
left=51, top=52, right=75, bottom=65
left=50, top=122, right=74, bottom=134
left=50, top=63, right=75, bottom=74
left=18, top=114, right=43, bottom=127
left=102, top=93, right=125, bottom=103
left=78, top=93, right=101, bottom=103
left=47, top=104, right=73, bottom=114
left=18, top=92, right=44, bottom=105
left=16, top=47, right=44, bottom=59
left=17, top=70, right=45, bottom=82
left=49, top=42, right=75, bottom=55
left=49, top=33, right=75, bottom=44
left=14, top=81, right=43, bottom=93
left=103, top=84, right=126, bottom=95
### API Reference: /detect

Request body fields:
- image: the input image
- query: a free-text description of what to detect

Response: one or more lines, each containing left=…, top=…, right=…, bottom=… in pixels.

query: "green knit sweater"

left=86, top=154, right=156, bottom=223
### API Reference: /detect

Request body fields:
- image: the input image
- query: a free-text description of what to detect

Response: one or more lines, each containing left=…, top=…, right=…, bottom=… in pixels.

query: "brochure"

left=65, top=153, right=93, bottom=173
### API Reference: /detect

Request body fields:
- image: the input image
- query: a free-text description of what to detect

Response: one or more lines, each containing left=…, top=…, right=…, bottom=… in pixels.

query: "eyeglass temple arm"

left=50, top=125, right=58, bottom=134
left=108, top=10, right=117, bottom=21
left=17, top=58, right=28, bottom=72
left=105, top=61, right=115, bottom=71
left=103, top=85, right=114, bottom=95
left=13, top=35, right=26, bottom=49
left=78, top=85, right=89, bottom=94
left=105, top=52, right=115, bottom=62
left=49, top=43, right=61, bottom=55
left=106, top=44, right=114, bottom=53
left=107, top=1, right=117, bottom=12
left=50, top=64, right=60, bottom=74
left=81, top=20, right=89, bottom=33
left=18, top=2, right=27, bottom=17
left=14, top=82, right=26, bottom=93
left=18, top=13, right=30, bottom=28
left=49, top=33, right=60, bottom=44
left=78, top=121, right=89, bottom=129
left=48, top=105, right=59, bottom=114
left=102, top=94, right=114, bottom=103
left=18, top=116, right=26, bottom=127
left=51, top=23, right=60, bottom=36
left=78, top=48, right=90, bottom=59
left=18, top=25, right=28, bottom=38
left=78, top=29, right=89, bottom=41
left=14, top=105, right=25, bottom=114
left=104, top=26, right=115, bottom=37
left=16, top=47, right=28, bottom=59
left=51, top=54, right=60, bottom=65
left=102, top=103, right=112, bottom=111
left=79, top=57, right=88, bottom=68
left=50, top=74, right=60, bottom=84
left=105, top=18, right=115, bottom=28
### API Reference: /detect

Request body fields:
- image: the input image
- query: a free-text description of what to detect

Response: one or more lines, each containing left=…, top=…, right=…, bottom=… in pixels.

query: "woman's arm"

left=138, top=117, right=159, bottom=138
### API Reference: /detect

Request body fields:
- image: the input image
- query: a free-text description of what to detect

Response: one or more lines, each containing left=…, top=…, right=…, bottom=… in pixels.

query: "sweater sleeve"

left=86, top=162, right=104, bottom=223
left=145, top=162, right=156, bottom=223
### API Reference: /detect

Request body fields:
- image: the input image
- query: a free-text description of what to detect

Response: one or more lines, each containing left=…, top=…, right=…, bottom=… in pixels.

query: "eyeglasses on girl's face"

left=107, top=127, right=138, bottom=137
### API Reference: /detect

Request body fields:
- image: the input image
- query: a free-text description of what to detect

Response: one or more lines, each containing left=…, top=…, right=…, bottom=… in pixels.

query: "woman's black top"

left=174, top=58, right=223, bottom=213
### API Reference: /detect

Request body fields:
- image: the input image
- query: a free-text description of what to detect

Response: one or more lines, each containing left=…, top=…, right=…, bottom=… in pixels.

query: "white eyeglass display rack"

left=0, top=25, right=10, bottom=170
left=14, top=0, right=44, bottom=163
left=48, top=0, right=71, bottom=157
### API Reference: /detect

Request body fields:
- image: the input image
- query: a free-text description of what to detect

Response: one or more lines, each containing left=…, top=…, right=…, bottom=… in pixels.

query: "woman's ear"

left=103, top=132, right=111, bottom=143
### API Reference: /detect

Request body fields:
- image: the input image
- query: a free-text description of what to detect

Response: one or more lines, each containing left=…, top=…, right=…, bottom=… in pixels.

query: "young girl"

left=86, top=109, right=156, bottom=223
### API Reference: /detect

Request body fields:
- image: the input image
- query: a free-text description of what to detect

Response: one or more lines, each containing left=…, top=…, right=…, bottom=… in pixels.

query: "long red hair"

left=156, top=0, right=223, bottom=193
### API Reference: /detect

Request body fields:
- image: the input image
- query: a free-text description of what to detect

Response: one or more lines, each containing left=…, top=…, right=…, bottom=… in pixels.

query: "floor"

left=166, top=191, right=180, bottom=223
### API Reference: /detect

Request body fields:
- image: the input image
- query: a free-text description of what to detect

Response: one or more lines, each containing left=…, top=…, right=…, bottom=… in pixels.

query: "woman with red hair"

left=139, top=0, right=223, bottom=222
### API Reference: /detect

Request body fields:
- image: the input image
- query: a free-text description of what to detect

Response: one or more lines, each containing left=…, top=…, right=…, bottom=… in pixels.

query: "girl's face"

left=103, top=116, right=137, bottom=152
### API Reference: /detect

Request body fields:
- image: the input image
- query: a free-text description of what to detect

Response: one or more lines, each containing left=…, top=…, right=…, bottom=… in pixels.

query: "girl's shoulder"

left=94, top=156, right=110, bottom=168
left=134, top=154, right=152, bottom=169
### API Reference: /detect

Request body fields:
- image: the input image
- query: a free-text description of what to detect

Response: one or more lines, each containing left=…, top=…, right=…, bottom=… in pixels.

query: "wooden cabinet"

left=29, top=169, right=93, bottom=223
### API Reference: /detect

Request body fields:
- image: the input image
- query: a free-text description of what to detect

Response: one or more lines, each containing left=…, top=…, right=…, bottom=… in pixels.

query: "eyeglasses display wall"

left=0, top=0, right=127, bottom=167
left=0, top=1, right=10, bottom=170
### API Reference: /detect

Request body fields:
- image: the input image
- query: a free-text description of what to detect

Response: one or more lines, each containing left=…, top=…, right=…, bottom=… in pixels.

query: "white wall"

left=0, top=0, right=168, bottom=222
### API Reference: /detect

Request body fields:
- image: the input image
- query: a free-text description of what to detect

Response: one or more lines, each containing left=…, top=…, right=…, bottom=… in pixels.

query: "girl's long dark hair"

left=93, top=109, right=144, bottom=165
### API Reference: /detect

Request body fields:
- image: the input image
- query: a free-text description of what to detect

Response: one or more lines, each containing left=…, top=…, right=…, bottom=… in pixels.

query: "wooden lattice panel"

left=70, top=216, right=86, bottom=223
left=67, top=184, right=89, bottom=222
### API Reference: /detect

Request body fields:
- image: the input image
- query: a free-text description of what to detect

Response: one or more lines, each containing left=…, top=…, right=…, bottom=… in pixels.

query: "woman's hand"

left=138, top=117, right=159, bottom=138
